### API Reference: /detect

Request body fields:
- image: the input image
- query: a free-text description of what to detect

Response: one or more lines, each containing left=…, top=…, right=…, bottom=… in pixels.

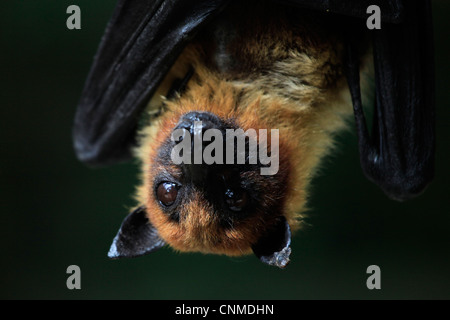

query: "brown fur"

left=135, top=2, right=371, bottom=256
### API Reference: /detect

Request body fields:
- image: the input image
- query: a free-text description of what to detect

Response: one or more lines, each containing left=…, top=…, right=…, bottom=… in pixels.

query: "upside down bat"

left=73, top=0, right=435, bottom=268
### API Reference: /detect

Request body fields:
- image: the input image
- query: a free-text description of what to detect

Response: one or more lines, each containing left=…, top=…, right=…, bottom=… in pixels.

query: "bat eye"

left=156, top=182, right=178, bottom=207
left=225, top=188, right=248, bottom=212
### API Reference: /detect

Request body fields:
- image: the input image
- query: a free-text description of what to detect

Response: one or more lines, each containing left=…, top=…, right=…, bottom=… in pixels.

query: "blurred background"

left=1, top=0, right=449, bottom=299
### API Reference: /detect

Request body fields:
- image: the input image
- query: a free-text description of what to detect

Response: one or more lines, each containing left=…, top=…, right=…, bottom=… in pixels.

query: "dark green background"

left=1, top=1, right=449, bottom=299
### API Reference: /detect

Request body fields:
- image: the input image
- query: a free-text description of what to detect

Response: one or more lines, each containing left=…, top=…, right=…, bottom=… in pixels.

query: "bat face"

left=76, top=1, right=435, bottom=268
left=108, top=3, right=358, bottom=268
left=141, top=109, right=291, bottom=257
left=133, top=67, right=303, bottom=267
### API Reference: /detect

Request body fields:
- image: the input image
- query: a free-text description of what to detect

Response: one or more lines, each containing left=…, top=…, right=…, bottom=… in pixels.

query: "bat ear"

left=108, top=206, right=165, bottom=259
left=252, top=216, right=291, bottom=269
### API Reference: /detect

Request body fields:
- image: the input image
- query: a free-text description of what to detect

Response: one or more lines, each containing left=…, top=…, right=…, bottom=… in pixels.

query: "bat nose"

left=173, top=112, right=227, bottom=186
left=174, top=111, right=224, bottom=134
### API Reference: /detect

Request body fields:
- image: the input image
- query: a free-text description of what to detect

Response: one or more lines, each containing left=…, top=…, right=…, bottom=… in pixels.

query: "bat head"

left=108, top=85, right=300, bottom=268
left=106, top=4, right=349, bottom=269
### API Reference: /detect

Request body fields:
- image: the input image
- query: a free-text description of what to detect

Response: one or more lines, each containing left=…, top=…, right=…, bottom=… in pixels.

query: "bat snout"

left=171, top=111, right=230, bottom=186
left=146, top=107, right=292, bottom=262
left=175, top=111, right=225, bottom=133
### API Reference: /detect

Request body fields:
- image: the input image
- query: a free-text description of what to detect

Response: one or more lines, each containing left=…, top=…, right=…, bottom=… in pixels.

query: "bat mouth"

left=172, top=111, right=230, bottom=186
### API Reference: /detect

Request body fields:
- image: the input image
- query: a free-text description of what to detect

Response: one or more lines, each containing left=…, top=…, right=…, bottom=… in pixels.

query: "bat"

left=73, top=0, right=435, bottom=268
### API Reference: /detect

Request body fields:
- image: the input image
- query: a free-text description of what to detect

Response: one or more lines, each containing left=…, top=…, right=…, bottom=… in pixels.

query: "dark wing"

left=345, top=0, right=435, bottom=200
left=73, top=0, right=230, bottom=166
